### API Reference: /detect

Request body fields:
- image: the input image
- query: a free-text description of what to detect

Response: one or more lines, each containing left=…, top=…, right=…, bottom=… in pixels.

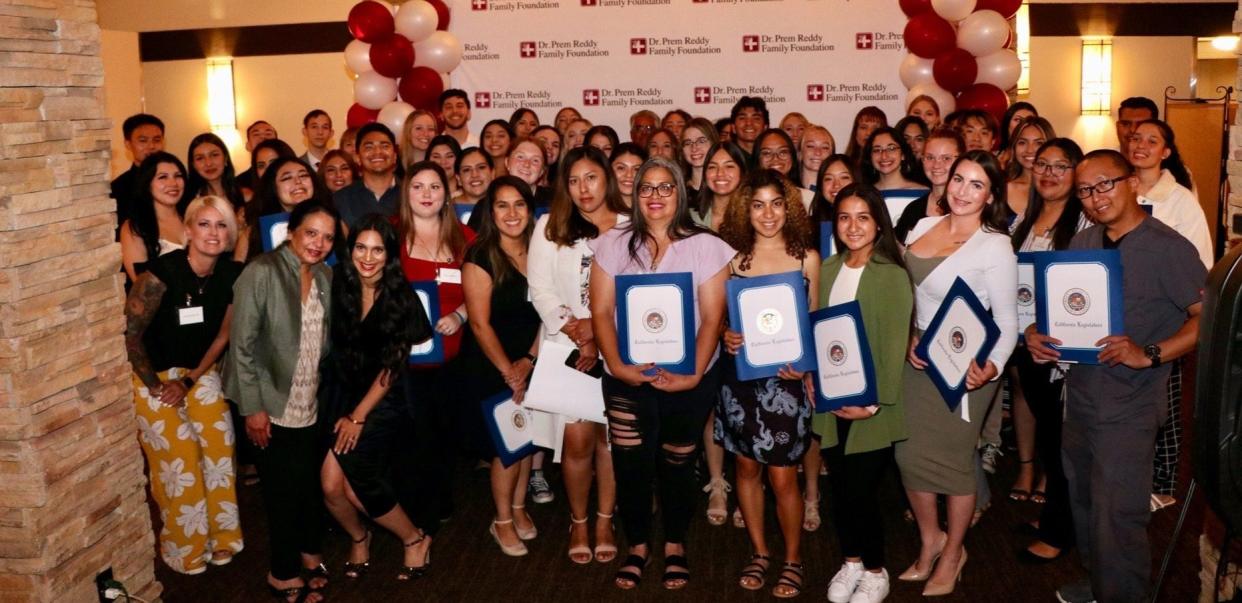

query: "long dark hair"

left=1137, top=119, right=1192, bottom=189
left=833, top=183, right=906, bottom=270
left=844, top=106, right=888, bottom=165
left=751, top=128, right=801, bottom=185
left=130, top=151, right=189, bottom=260
left=185, top=133, right=245, bottom=209
left=246, top=156, right=332, bottom=260
left=719, top=169, right=812, bottom=270
left=998, top=101, right=1038, bottom=151
left=696, top=141, right=749, bottom=216
left=861, top=126, right=928, bottom=187
left=584, top=125, right=620, bottom=152
left=1004, top=117, right=1056, bottom=180
left=471, top=175, right=536, bottom=285
left=331, top=214, right=426, bottom=385
left=1011, top=138, right=1085, bottom=252
left=809, top=153, right=857, bottom=223
left=398, top=161, right=469, bottom=261
left=947, top=150, right=1010, bottom=234
left=547, top=146, right=626, bottom=247
left=625, top=156, right=714, bottom=269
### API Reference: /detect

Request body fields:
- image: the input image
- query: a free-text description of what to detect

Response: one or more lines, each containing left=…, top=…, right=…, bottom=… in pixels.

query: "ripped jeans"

left=602, top=363, right=720, bottom=547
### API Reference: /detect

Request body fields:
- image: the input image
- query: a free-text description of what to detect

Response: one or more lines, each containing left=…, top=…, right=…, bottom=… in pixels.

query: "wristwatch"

left=1143, top=344, right=1162, bottom=368
left=181, top=376, right=195, bottom=389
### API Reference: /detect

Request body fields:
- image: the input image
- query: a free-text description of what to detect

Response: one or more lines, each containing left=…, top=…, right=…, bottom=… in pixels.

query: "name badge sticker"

left=437, top=268, right=462, bottom=284
left=179, top=306, right=205, bottom=326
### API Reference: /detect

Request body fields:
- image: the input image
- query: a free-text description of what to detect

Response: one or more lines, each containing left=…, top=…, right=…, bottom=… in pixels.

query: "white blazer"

left=1140, top=169, right=1213, bottom=269
left=906, top=215, right=1019, bottom=371
left=527, top=213, right=628, bottom=345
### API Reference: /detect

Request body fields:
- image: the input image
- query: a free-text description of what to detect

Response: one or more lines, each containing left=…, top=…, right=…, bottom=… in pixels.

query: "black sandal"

left=396, top=533, right=430, bottom=581
left=738, top=553, right=770, bottom=590
left=343, top=529, right=371, bottom=579
left=303, top=563, right=329, bottom=592
left=662, top=554, right=690, bottom=590
left=267, top=583, right=319, bottom=603
left=772, top=561, right=804, bottom=599
left=614, top=553, right=650, bottom=590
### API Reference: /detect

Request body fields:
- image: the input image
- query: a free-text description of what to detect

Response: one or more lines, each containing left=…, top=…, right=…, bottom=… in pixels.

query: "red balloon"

left=346, top=103, right=380, bottom=129
left=976, top=0, right=1022, bottom=19
left=904, top=13, right=956, bottom=59
left=348, top=1, right=395, bottom=43
left=899, top=0, right=932, bottom=17
left=399, top=66, right=447, bottom=113
left=933, top=48, right=978, bottom=94
left=370, top=34, right=415, bottom=78
left=956, top=83, right=1011, bottom=123
left=427, top=0, right=451, bottom=30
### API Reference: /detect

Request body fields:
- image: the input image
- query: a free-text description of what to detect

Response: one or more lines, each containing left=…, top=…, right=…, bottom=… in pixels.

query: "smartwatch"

left=1143, top=344, right=1162, bottom=369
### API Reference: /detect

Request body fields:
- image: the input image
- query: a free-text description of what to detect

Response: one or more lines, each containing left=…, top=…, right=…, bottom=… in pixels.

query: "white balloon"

left=931, top=0, right=976, bottom=22
left=344, top=39, right=373, bottom=75
left=440, top=71, right=452, bottom=90
left=957, top=10, right=1011, bottom=57
left=975, top=49, right=1021, bottom=90
left=395, top=0, right=438, bottom=43
left=414, top=31, right=464, bottom=73
left=899, top=53, right=936, bottom=90
left=907, top=82, right=956, bottom=116
left=378, top=101, right=416, bottom=138
left=355, top=71, right=399, bottom=110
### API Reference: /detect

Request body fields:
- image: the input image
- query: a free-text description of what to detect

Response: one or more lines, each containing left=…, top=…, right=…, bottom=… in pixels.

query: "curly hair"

left=719, top=169, right=812, bottom=271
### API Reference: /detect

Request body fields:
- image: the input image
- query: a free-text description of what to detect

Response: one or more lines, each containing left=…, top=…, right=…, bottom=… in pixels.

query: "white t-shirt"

left=828, top=263, right=864, bottom=306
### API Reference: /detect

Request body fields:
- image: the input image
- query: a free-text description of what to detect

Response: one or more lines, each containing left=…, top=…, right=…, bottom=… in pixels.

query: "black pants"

left=825, top=419, right=892, bottom=570
left=256, top=423, right=324, bottom=581
left=603, top=364, right=719, bottom=546
left=397, top=366, right=456, bottom=535
left=1014, top=348, right=1074, bottom=549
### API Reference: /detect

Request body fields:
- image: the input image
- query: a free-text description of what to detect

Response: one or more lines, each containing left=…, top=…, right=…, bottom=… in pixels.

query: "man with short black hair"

left=628, top=110, right=657, bottom=147
left=1115, top=96, right=1158, bottom=156
left=110, top=113, right=165, bottom=240
left=300, top=109, right=334, bottom=172
left=439, top=89, right=478, bottom=148
left=730, top=96, right=769, bottom=157
left=334, top=122, right=401, bottom=229
left=236, top=120, right=278, bottom=190
left=1027, top=149, right=1204, bottom=603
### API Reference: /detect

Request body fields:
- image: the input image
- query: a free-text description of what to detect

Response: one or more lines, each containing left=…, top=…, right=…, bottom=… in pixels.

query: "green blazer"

left=813, top=254, right=913, bottom=454
left=224, top=243, right=333, bottom=418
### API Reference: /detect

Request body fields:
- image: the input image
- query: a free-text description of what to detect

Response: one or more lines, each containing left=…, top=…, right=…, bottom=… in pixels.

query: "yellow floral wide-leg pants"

left=132, top=367, right=244, bottom=574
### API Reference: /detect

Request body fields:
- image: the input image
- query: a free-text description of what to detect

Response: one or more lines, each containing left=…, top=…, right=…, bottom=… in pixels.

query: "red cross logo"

left=692, top=0, right=709, bottom=3
left=630, top=38, right=647, bottom=55
left=581, top=0, right=597, bottom=5
left=742, top=36, right=760, bottom=53
left=856, top=33, right=873, bottom=50
left=520, top=42, right=537, bottom=58
left=583, top=89, right=601, bottom=106
left=471, top=0, right=487, bottom=10
left=694, top=87, right=712, bottom=104
left=807, top=85, right=824, bottom=102
left=475, top=92, right=491, bottom=108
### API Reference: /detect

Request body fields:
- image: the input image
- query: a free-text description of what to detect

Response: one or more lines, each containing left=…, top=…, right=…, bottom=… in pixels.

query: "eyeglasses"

left=632, top=125, right=655, bottom=134
left=759, top=148, right=791, bottom=160
left=638, top=182, right=676, bottom=198
left=1033, top=160, right=1072, bottom=177
left=682, top=137, right=710, bottom=148
left=1075, top=175, right=1128, bottom=199
left=871, top=145, right=900, bottom=156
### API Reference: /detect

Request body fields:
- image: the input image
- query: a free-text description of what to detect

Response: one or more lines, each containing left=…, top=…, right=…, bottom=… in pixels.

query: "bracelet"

left=524, top=352, right=537, bottom=363
left=348, top=416, right=365, bottom=425
left=453, top=309, right=467, bottom=324
left=180, top=376, right=195, bottom=389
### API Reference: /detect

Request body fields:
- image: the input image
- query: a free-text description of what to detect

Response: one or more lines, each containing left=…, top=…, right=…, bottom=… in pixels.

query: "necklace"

left=412, top=233, right=449, bottom=263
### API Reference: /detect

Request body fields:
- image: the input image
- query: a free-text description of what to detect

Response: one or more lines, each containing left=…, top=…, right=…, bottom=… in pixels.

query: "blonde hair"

left=183, top=195, right=239, bottom=251
left=401, top=110, right=441, bottom=166
left=800, top=125, right=835, bottom=154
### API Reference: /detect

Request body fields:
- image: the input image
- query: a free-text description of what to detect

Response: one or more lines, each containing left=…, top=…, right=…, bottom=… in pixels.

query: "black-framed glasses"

left=1075, top=175, right=1127, bottom=199
left=759, top=148, right=791, bottom=160
left=638, top=182, right=676, bottom=198
left=871, top=145, right=900, bottom=155
left=1033, top=160, right=1072, bottom=177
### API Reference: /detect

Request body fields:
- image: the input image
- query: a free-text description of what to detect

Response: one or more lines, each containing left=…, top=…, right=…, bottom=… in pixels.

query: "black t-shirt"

left=895, top=193, right=931, bottom=244
left=144, top=250, right=243, bottom=372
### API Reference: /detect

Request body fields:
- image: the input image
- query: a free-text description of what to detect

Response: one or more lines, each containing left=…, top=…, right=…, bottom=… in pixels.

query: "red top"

left=399, top=223, right=477, bottom=364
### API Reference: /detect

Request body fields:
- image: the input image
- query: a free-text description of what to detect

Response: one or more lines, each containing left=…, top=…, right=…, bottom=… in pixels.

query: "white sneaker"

left=849, top=569, right=890, bottom=603
left=826, top=561, right=865, bottom=602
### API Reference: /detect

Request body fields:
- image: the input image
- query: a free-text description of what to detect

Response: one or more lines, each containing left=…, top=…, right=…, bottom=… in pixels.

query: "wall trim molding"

left=139, top=22, right=351, bottom=61
left=1030, top=3, right=1235, bottom=37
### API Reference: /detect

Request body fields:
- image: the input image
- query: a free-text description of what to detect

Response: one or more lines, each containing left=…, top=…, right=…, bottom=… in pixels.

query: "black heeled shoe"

left=303, top=563, right=329, bottom=592
left=396, top=533, right=430, bottom=581
left=662, top=554, right=690, bottom=590
left=343, top=529, right=371, bottom=579
left=267, top=583, right=315, bottom=603
left=614, top=553, right=651, bottom=590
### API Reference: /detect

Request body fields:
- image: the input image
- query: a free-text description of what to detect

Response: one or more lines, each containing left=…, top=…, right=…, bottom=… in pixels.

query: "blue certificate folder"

left=1016, top=252, right=1038, bottom=343
left=408, top=281, right=444, bottom=363
left=819, top=222, right=836, bottom=258
left=480, top=391, right=538, bottom=468
left=1033, top=249, right=1124, bottom=364
left=726, top=270, right=814, bottom=380
left=615, top=272, right=696, bottom=376
left=809, top=301, right=877, bottom=411
left=259, top=212, right=336, bottom=265
left=914, top=277, right=1001, bottom=411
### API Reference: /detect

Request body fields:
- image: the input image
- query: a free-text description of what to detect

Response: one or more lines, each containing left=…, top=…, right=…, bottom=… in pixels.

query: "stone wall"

left=0, top=1, right=158, bottom=601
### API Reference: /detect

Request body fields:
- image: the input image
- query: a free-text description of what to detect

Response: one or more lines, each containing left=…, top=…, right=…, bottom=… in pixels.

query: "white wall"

left=1027, top=36, right=1196, bottom=151
left=100, top=30, right=143, bottom=178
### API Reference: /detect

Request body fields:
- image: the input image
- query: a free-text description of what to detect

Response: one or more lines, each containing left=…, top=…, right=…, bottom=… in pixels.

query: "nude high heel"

left=921, top=547, right=966, bottom=597
left=898, top=531, right=946, bottom=582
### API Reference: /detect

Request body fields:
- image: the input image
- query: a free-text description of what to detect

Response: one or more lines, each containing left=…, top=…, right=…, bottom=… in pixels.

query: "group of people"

left=112, top=87, right=1209, bottom=603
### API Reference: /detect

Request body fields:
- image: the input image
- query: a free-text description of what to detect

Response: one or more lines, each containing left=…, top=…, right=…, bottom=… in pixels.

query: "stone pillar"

left=0, top=1, right=159, bottom=601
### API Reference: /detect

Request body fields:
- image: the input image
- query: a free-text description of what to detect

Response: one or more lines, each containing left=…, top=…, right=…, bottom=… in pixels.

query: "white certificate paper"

left=814, top=314, right=867, bottom=399
left=410, top=288, right=435, bottom=356
left=624, top=284, right=687, bottom=364
left=268, top=221, right=288, bottom=248
left=525, top=340, right=606, bottom=424
left=739, top=283, right=804, bottom=368
left=1016, top=262, right=1036, bottom=335
left=1044, top=262, right=1111, bottom=351
left=926, top=298, right=988, bottom=387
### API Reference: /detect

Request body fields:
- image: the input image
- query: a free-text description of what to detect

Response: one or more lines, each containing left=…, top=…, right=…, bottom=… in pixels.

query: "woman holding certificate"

left=816, top=184, right=913, bottom=603
left=589, top=156, right=735, bottom=590
left=895, top=150, right=1018, bottom=597
left=717, top=169, right=819, bottom=598
left=527, top=147, right=627, bottom=564
left=461, top=176, right=544, bottom=557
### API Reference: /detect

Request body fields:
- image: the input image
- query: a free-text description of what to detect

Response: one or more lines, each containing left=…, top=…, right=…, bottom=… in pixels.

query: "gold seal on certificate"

left=1032, top=250, right=1124, bottom=364
left=726, top=271, right=814, bottom=380
left=616, top=272, right=696, bottom=374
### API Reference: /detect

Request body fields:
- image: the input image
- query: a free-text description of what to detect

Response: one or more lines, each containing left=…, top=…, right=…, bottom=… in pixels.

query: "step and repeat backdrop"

left=450, top=0, right=908, bottom=136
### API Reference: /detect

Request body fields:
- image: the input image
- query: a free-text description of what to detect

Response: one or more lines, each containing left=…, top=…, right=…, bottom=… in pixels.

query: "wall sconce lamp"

left=206, top=57, right=236, bottom=132
left=1016, top=3, right=1030, bottom=95
left=1080, top=38, right=1112, bottom=116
